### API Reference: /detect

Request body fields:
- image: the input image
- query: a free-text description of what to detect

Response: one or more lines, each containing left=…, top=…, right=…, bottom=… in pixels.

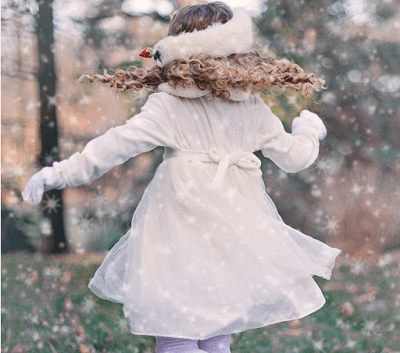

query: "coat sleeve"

left=253, top=97, right=324, bottom=173
left=57, top=92, right=175, bottom=187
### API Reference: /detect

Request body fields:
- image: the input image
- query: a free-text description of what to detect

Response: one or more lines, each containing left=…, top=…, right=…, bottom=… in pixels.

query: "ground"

left=1, top=250, right=400, bottom=353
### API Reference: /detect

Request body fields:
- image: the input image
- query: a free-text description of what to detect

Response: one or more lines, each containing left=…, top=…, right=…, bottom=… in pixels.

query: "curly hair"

left=80, top=2, right=325, bottom=99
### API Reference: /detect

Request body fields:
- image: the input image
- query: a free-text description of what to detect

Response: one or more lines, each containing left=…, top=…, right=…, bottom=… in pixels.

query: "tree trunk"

left=37, top=0, right=68, bottom=254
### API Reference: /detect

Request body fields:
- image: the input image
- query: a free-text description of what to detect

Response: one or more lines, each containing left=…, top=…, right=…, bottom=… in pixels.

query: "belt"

left=163, top=147, right=262, bottom=191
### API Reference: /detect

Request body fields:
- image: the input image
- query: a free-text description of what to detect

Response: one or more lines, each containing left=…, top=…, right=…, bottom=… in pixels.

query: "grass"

left=2, top=251, right=400, bottom=353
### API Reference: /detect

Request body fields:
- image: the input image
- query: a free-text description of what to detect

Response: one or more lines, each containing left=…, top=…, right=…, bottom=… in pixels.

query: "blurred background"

left=2, top=0, right=400, bottom=352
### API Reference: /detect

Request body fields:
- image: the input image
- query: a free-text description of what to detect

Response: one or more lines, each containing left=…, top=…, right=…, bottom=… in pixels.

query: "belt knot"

left=163, top=147, right=262, bottom=192
left=207, top=148, right=261, bottom=191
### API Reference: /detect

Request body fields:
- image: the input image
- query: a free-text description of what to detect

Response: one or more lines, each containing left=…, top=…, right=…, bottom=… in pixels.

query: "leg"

left=198, top=334, right=231, bottom=353
left=156, top=336, right=208, bottom=353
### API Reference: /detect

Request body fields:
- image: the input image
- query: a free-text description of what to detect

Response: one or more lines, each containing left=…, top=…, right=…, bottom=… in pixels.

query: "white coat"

left=55, top=89, right=341, bottom=339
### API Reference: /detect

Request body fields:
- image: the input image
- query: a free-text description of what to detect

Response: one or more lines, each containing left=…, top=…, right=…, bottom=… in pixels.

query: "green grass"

left=2, top=252, right=400, bottom=353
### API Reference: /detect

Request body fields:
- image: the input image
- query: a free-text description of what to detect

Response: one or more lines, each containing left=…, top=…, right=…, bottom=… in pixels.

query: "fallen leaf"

left=29, top=271, right=40, bottom=283
left=10, top=344, right=35, bottom=352
left=357, top=286, right=379, bottom=303
left=79, top=344, right=90, bottom=353
left=31, top=305, right=38, bottom=315
left=61, top=271, right=72, bottom=283
left=340, top=302, right=355, bottom=318
left=70, top=315, right=86, bottom=341
left=347, top=283, right=361, bottom=294
left=288, top=319, right=301, bottom=329
left=63, top=297, right=74, bottom=311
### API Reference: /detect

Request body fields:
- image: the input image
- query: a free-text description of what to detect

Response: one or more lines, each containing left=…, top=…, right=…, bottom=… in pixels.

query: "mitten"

left=292, top=110, right=327, bottom=140
left=22, top=162, right=67, bottom=204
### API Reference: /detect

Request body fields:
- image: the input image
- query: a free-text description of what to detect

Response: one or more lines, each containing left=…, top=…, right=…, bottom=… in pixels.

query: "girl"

left=22, top=2, right=341, bottom=352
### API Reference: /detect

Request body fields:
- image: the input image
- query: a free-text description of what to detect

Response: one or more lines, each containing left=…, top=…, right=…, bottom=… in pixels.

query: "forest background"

left=2, top=0, right=400, bottom=259
left=2, top=0, right=400, bottom=352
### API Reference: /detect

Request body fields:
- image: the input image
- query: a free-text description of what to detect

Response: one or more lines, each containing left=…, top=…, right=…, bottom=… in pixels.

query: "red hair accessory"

left=139, top=47, right=153, bottom=58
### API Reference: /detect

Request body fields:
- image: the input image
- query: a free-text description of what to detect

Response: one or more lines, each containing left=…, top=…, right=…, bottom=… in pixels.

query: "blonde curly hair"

left=81, top=2, right=325, bottom=99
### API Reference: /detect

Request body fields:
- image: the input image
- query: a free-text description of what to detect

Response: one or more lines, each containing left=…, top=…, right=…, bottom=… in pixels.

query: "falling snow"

left=42, top=195, right=62, bottom=213
left=2, top=0, right=400, bottom=351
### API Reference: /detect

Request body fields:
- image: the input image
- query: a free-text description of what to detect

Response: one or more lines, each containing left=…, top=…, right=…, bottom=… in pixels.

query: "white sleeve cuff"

left=292, top=110, right=327, bottom=140
left=42, top=162, right=68, bottom=190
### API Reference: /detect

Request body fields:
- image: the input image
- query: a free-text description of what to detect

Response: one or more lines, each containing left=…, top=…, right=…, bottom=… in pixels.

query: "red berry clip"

left=139, top=48, right=153, bottom=58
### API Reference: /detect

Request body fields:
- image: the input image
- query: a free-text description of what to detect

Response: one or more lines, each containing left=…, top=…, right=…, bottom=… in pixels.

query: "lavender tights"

left=156, top=334, right=231, bottom=353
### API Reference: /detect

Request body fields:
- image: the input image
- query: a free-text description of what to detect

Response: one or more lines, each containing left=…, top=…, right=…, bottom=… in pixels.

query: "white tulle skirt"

left=88, top=158, right=341, bottom=339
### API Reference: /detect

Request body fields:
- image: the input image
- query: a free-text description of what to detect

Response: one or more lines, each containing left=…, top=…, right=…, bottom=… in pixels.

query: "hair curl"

left=80, top=51, right=325, bottom=99
left=80, top=2, right=325, bottom=99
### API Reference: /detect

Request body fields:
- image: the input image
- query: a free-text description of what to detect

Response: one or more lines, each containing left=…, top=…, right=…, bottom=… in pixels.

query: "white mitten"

left=292, top=110, right=327, bottom=140
left=22, top=162, right=67, bottom=204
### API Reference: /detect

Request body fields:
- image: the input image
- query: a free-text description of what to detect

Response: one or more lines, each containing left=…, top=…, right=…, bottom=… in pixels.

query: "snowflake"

left=43, top=266, right=62, bottom=279
left=366, top=185, right=375, bottom=193
left=364, top=320, right=377, bottom=331
left=346, top=339, right=357, bottom=348
left=377, top=254, right=394, bottom=267
left=69, top=116, right=78, bottom=125
left=47, top=95, right=57, bottom=107
left=311, top=187, right=322, bottom=197
left=32, top=331, right=40, bottom=341
left=186, top=216, right=197, bottom=225
left=43, top=153, right=55, bottom=165
left=122, top=283, right=134, bottom=294
left=351, top=184, right=362, bottom=195
left=79, top=95, right=92, bottom=105
left=312, top=340, right=324, bottom=350
left=95, top=207, right=107, bottom=219
left=324, top=176, right=334, bottom=186
left=82, top=296, right=97, bottom=313
left=323, top=216, right=339, bottom=235
left=155, top=244, right=172, bottom=255
left=62, top=138, right=76, bottom=150
left=26, top=101, right=37, bottom=110
left=335, top=318, right=344, bottom=328
left=117, top=317, right=129, bottom=331
left=30, top=314, right=39, bottom=324
left=351, top=261, right=365, bottom=275
left=42, top=195, right=61, bottom=213
left=77, top=215, right=96, bottom=232
left=288, top=95, right=297, bottom=105
left=60, top=325, right=70, bottom=334
left=39, top=219, right=52, bottom=236
left=13, top=165, right=24, bottom=177
left=316, top=158, right=340, bottom=175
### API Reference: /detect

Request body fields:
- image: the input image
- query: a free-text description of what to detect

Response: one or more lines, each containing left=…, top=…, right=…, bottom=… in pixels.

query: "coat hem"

left=125, top=297, right=326, bottom=340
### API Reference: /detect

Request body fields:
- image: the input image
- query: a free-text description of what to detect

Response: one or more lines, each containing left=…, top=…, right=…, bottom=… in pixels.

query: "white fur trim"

left=152, top=8, right=253, bottom=67
left=292, top=110, right=327, bottom=140
left=157, top=83, right=251, bottom=101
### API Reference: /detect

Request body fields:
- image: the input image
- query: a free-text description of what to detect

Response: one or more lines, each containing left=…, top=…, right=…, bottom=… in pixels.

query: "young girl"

left=22, top=2, right=341, bottom=352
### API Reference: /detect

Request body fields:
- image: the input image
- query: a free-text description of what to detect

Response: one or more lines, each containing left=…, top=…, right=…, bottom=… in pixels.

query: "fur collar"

left=157, top=83, right=251, bottom=101
left=152, top=8, right=253, bottom=67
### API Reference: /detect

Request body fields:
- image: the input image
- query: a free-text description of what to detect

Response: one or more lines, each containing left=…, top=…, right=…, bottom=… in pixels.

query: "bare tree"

left=36, top=0, right=67, bottom=254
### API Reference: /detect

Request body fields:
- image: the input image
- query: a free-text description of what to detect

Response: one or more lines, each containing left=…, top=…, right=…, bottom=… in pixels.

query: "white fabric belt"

left=163, top=147, right=262, bottom=191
